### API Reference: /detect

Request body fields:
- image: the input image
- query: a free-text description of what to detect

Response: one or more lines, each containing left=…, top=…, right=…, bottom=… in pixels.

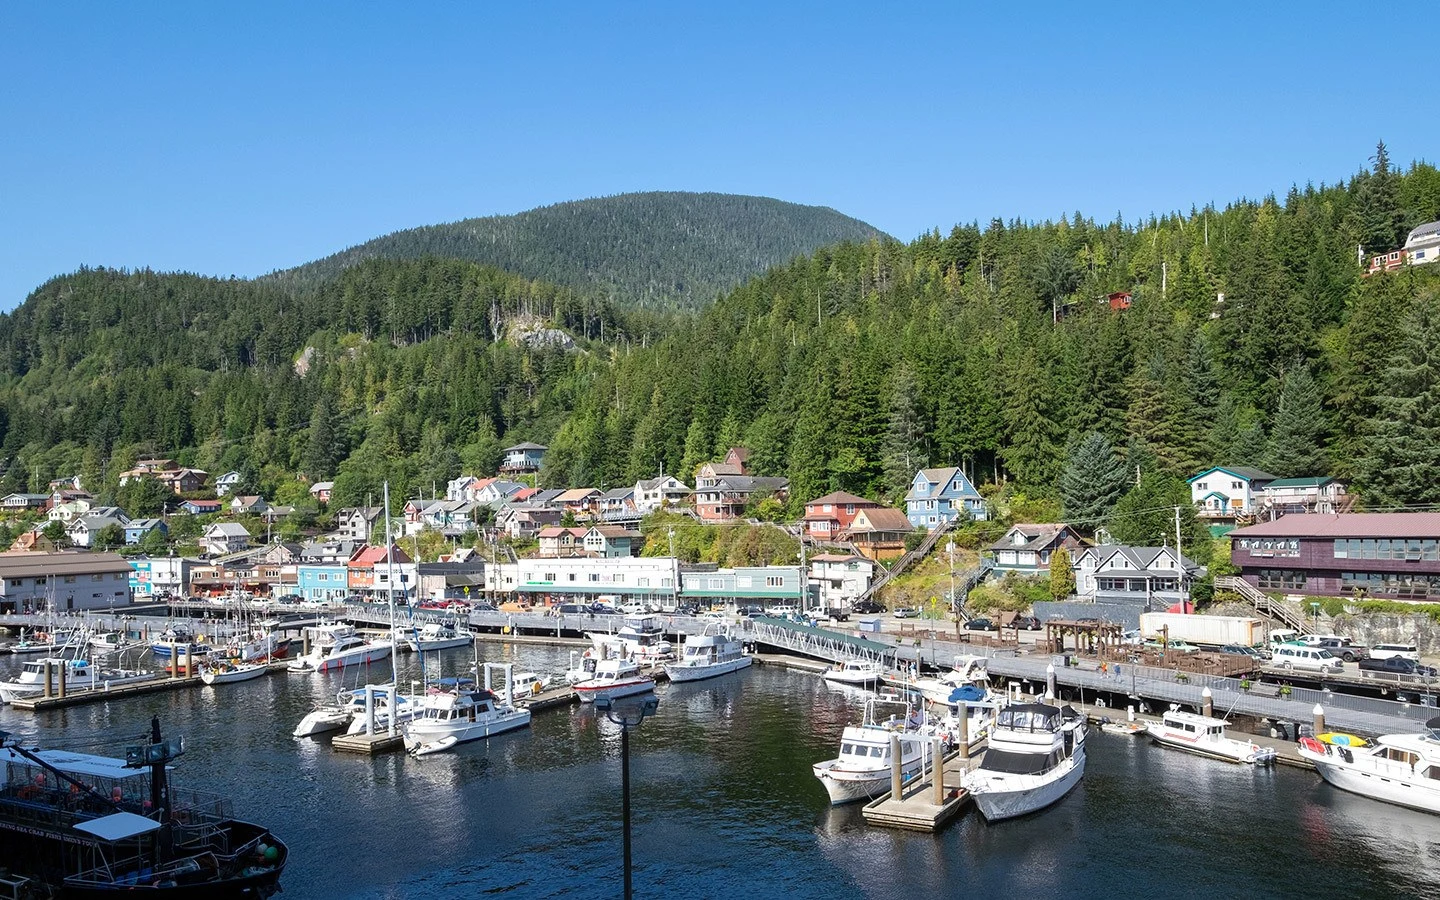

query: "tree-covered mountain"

left=265, top=192, right=888, bottom=310
left=2, top=148, right=1439, bottom=539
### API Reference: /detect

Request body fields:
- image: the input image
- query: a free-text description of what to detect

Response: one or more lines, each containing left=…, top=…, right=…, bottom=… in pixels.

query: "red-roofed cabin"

left=1107, top=291, right=1132, bottom=311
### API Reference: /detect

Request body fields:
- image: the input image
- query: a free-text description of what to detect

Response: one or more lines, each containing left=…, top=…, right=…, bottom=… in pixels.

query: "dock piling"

left=931, top=737, right=945, bottom=806
left=1202, top=687, right=1213, bottom=717
left=43, top=660, right=53, bottom=698
left=890, top=734, right=903, bottom=799
left=1046, top=663, right=1055, bottom=700
left=957, top=701, right=970, bottom=759
left=1313, top=704, right=1325, bottom=736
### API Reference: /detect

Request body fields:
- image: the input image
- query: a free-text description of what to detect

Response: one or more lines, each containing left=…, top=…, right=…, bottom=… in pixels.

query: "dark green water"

left=3, top=644, right=1438, bottom=899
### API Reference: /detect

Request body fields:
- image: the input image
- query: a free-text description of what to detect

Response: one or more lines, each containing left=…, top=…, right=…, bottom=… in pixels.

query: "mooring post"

left=1313, top=704, right=1325, bottom=737
left=43, top=660, right=53, bottom=698
left=1202, top=686, right=1213, bottom=717
left=957, top=701, right=970, bottom=759
left=932, top=735, right=945, bottom=806
left=890, top=733, right=903, bottom=799
left=1046, top=663, right=1056, bottom=700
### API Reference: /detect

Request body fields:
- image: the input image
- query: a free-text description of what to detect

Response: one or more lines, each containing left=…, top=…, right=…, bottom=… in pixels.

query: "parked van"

left=1371, top=643, right=1421, bottom=662
left=1271, top=644, right=1344, bottom=674
left=1266, top=629, right=1299, bottom=652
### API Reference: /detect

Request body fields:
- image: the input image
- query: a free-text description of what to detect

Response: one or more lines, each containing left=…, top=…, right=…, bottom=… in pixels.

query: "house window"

left=637, top=578, right=649, bottom=587
left=823, top=504, right=832, bottom=512
left=766, top=576, right=784, bottom=587
left=845, top=504, right=855, bottom=515
left=91, top=574, right=103, bottom=582
left=1231, top=481, right=1242, bottom=489
left=1197, top=482, right=1207, bottom=490
left=1333, top=540, right=1347, bottom=559
left=737, top=576, right=753, bottom=588
left=709, top=578, right=724, bottom=590
left=1258, top=569, right=1307, bottom=590
left=568, top=573, right=576, bottom=582
left=1417, top=250, right=1427, bottom=260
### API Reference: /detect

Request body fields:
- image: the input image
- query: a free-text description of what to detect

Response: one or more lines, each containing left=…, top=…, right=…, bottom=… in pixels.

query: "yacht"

left=1147, top=710, right=1277, bottom=764
left=343, top=685, right=426, bottom=735
left=0, top=657, right=159, bottom=704
left=287, top=624, right=392, bottom=672
left=823, top=658, right=884, bottom=686
left=573, top=657, right=656, bottom=703
left=964, top=702, right=1087, bottom=822
left=199, top=659, right=269, bottom=685
left=589, top=615, right=673, bottom=663
left=663, top=625, right=752, bottom=683
left=908, top=655, right=990, bottom=705
left=401, top=688, right=532, bottom=755
left=403, top=619, right=472, bottom=653
left=1298, top=718, right=1440, bottom=814
left=812, top=699, right=949, bottom=805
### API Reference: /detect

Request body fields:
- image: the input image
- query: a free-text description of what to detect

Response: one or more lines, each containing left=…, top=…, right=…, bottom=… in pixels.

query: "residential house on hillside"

left=347, top=544, right=415, bottom=599
left=500, top=442, right=547, bottom=475
left=987, top=524, right=1085, bottom=576
left=214, top=471, right=242, bottom=496
left=1228, top=513, right=1440, bottom=601
left=842, top=507, right=913, bottom=560
left=584, top=525, right=641, bottom=558
left=309, top=481, right=334, bottom=504
left=337, top=507, right=383, bottom=542
left=695, top=448, right=749, bottom=489
left=300, top=539, right=359, bottom=563
left=118, top=459, right=173, bottom=484
left=68, top=513, right=129, bottom=549
left=230, top=495, right=270, bottom=516
left=1188, top=466, right=1277, bottom=523
left=422, top=500, right=477, bottom=536
left=802, top=491, right=882, bottom=540
left=48, top=475, right=83, bottom=492
left=555, top=488, right=601, bottom=519
left=201, top=522, right=251, bottom=556
left=179, top=499, right=222, bottom=515
left=905, top=467, right=987, bottom=529
left=695, top=475, right=789, bottom=522
left=634, top=475, right=691, bottom=514
left=1366, top=220, right=1440, bottom=275
left=2, top=493, right=51, bottom=510
left=497, top=504, right=563, bottom=540
left=1072, top=545, right=1202, bottom=609
left=538, top=526, right=589, bottom=558
left=47, top=492, right=94, bottom=523
left=1255, top=477, right=1347, bottom=517
left=446, top=476, right=480, bottom=502
left=597, top=487, right=637, bottom=519
left=476, top=480, right=527, bottom=506
left=156, top=468, right=208, bottom=495
left=11, top=530, right=58, bottom=553
left=123, top=518, right=167, bottom=545
left=809, top=554, right=875, bottom=610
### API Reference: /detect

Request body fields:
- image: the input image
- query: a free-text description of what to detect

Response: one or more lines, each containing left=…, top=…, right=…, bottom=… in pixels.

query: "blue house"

left=905, top=467, right=987, bottom=529
left=123, top=518, right=168, bottom=545
left=499, top=442, right=547, bottom=475
left=297, top=563, right=349, bottom=603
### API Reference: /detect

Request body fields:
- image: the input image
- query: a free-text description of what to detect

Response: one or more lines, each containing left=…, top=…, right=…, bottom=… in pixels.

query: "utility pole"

left=1174, top=505, right=1185, bottom=612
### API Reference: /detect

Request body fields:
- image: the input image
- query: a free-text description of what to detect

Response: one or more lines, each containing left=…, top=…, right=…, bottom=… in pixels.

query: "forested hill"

left=265, top=192, right=889, bottom=310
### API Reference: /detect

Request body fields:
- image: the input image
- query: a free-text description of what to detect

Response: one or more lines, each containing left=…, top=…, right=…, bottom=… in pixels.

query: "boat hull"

left=574, top=678, right=655, bottom=703
left=1306, top=753, right=1440, bottom=815
left=1148, top=728, right=1275, bottom=764
left=812, top=756, right=926, bottom=805
left=970, top=753, right=1085, bottom=822
left=405, top=636, right=473, bottom=653
left=292, top=707, right=352, bottom=737
left=664, top=656, right=752, bottom=683
left=403, top=709, right=532, bottom=749
left=288, top=643, right=392, bottom=672
left=200, top=664, right=268, bottom=685
left=823, top=670, right=880, bottom=686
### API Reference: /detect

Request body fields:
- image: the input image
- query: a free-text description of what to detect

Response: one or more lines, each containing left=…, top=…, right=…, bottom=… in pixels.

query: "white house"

left=634, top=475, right=691, bottom=514
left=201, top=522, right=252, bottom=556
left=1255, top=477, right=1347, bottom=516
left=583, top=525, right=642, bottom=558
left=446, top=475, right=480, bottom=502
left=987, top=524, right=1085, bottom=576
left=67, top=514, right=127, bottom=549
left=809, top=553, right=874, bottom=611
left=309, top=481, right=334, bottom=504
left=336, top=507, right=383, bottom=543
left=1188, top=466, right=1278, bottom=520
left=475, top=480, right=527, bottom=506
left=48, top=498, right=95, bottom=524
left=1072, top=544, right=1203, bottom=608
left=214, top=471, right=243, bottom=496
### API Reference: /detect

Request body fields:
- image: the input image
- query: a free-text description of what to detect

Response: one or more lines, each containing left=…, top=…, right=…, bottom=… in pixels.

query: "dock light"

left=595, top=696, right=658, bottom=900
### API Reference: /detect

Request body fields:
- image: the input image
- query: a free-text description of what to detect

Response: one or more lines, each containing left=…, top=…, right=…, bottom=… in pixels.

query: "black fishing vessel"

left=0, top=717, right=286, bottom=897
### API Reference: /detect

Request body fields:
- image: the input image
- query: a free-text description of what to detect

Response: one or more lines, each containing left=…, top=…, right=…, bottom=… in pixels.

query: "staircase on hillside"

left=857, top=518, right=958, bottom=603
left=1214, top=575, right=1307, bottom=631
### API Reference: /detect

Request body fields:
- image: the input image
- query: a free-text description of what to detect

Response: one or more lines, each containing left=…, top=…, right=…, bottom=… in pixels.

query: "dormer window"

left=1012, top=532, right=1025, bottom=546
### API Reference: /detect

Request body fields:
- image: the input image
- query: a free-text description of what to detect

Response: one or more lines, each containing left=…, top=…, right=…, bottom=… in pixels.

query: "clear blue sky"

left=1, top=2, right=1435, bottom=311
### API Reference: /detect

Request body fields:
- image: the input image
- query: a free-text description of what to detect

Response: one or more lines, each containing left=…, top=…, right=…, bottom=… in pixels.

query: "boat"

left=1146, top=710, right=1277, bottom=764
left=292, top=690, right=357, bottom=737
left=88, top=631, right=129, bottom=655
left=1297, top=717, right=1440, bottom=814
left=6, top=627, right=81, bottom=655
left=588, top=615, right=673, bottom=663
left=0, top=657, right=159, bottom=704
left=811, top=698, right=951, bottom=805
left=343, top=685, right=427, bottom=735
left=506, top=671, right=552, bottom=700
left=286, top=623, right=392, bottom=672
left=199, top=659, right=268, bottom=685
left=564, top=640, right=626, bottom=685
left=0, top=717, right=287, bottom=896
left=822, top=658, right=884, bottom=685
left=401, top=666, right=532, bottom=754
left=908, top=655, right=990, bottom=705
left=663, top=625, right=752, bottom=683
left=217, top=626, right=283, bottom=663
left=573, top=657, right=656, bottom=704
left=403, top=619, right=472, bottom=653
left=963, top=702, right=1087, bottom=822
left=1098, top=718, right=1148, bottom=737
left=150, top=626, right=213, bottom=659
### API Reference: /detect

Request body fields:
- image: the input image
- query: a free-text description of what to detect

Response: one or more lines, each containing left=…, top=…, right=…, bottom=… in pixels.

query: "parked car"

left=471, top=601, right=498, bottom=612
left=1313, top=638, right=1369, bottom=663
left=1358, top=656, right=1438, bottom=677
left=737, top=605, right=764, bottom=618
left=824, top=606, right=850, bottom=622
left=556, top=603, right=589, bottom=615
left=852, top=600, right=883, bottom=615
left=1143, top=638, right=1199, bottom=653
left=1370, top=643, right=1421, bottom=662
left=1119, top=629, right=1144, bottom=646
left=1013, top=615, right=1041, bottom=631
left=589, top=603, right=619, bottom=616
left=1219, top=644, right=1266, bottom=661
left=964, top=617, right=997, bottom=631
left=892, top=607, right=921, bottom=619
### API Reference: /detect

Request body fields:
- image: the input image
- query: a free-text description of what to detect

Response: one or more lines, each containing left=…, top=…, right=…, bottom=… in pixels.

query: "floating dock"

left=8, top=659, right=291, bottom=710
left=862, top=748, right=985, bottom=832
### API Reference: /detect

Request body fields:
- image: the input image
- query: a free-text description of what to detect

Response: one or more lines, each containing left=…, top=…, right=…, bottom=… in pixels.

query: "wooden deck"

left=861, top=749, right=985, bottom=832
left=8, top=659, right=291, bottom=710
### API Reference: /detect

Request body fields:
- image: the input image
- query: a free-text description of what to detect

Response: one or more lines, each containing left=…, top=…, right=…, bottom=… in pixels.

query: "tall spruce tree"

left=881, top=365, right=927, bottom=501
left=1059, top=432, right=1130, bottom=528
left=1265, top=362, right=1327, bottom=477
left=1358, top=292, right=1440, bottom=506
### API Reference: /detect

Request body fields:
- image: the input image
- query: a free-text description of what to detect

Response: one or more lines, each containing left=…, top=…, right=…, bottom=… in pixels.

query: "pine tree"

left=301, top=397, right=340, bottom=480
left=1359, top=292, right=1440, bottom=506
left=881, top=365, right=927, bottom=501
left=1265, top=362, right=1327, bottom=477
left=1059, top=432, right=1130, bottom=528
left=1003, top=352, right=1060, bottom=487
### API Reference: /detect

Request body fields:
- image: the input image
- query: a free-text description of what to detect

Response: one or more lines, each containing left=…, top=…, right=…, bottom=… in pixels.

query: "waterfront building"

left=1071, top=545, right=1202, bottom=608
left=347, top=544, right=416, bottom=600
left=297, top=561, right=350, bottom=603
left=0, top=550, right=132, bottom=613
left=809, top=554, right=874, bottom=610
left=416, top=559, right=487, bottom=602
left=583, top=525, right=642, bottom=558
left=843, top=507, right=914, bottom=560
left=1228, top=513, right=1440, bottom=601
left=498, top=557, right=679, bottom=606
left=680, top=565, right=808, bottom=610
left=127, top=555, right=192, bottom=598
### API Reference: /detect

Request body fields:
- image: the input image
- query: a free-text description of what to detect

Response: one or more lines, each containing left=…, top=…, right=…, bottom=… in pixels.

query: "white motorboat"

left=343, top=684, right=433, bottom=735
left=402, top=687, right=532, bottom=753
left=589, top=615, right=673, bottom=663
left=564, top=640, right=626, bottom=685
left=0, top=656, right=159, bottom=704
left=506, top=671, right=552, bottom=700
left=199, top=659, right=268, bottom=685
left=1147, top=710, right=1276, bottom=764
left=663, top=626, right=752, bottom=683
left=403, top=620, right=472, bottom=653
left=1298, top=719, right=1440, bottom=815
left=573, top=657, right=655, bottom=704
left=287, top=624, right=393, bottom=672
left=812, top=699, right=949, bottom=805
left=88, top=631, right=129, bottom=654
left=964, top=702, right=1087, bottom=822
left=293, top=701, right=354, bottom=737
left=909, top=655, right=990, bottom=705
left=823, top=659, right=884, bottom=685
left=5, top=628, right=80, bottom=655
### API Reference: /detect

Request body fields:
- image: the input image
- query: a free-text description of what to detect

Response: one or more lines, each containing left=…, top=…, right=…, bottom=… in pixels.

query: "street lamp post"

left=1311, top=602, right=1320, bottom=631
left=595, top=695, right=659, bottom=900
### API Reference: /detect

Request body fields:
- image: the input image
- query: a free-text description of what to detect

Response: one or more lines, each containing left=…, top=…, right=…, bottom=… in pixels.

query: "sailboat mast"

left=383, top=482, right=398, bottom=736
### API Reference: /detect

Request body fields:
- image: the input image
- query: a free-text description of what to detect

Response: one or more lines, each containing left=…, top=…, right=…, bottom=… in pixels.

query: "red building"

left=802, top=491, right=882, bottom=540
left=1107, top=291, right=1133, bottom=311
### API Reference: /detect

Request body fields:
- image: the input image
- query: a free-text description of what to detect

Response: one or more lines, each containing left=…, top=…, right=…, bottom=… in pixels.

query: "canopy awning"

left=74, top=812, right=163, bottom=842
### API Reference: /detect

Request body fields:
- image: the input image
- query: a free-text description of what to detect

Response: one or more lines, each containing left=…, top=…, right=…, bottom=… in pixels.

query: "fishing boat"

left=822, top=658, right=884, bottom=686
left=286, top=623, right=392, bottom=672
left=401, top=687, right=532, bottom=755
left=908, top=655, right=990, bottom=705
left=1298, top=718, right=1440, bottom=815
left=1147, top=710, right=1276, bottom=764
left=0, top=717, right=287, bottom=897
left=506, top=671, right=552, bottom=700
left=199, top=659, right=268, bottom=686
left=6, top=628, right=81, bottom=655
left=403, top=619, right=472, bottom=653
left=150, top=626, right=213, bottom=660
left=573, top=657, right=655, bottom=704
left=812, top=698, right=950, bottom=805
left=663, top=625, right=752, bottom=683
left=88, top=632, right=129, bottom=655
left=0, top=657, right=159, bottom=704
left=964, top=702, right=1087, bottom=822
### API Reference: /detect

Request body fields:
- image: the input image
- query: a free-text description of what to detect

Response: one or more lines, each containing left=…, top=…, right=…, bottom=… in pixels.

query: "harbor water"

left=3, top=643, right=1438, bottom=899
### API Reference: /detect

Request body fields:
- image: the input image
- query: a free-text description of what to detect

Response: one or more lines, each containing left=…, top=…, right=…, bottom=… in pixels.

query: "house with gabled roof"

left=497, top=504, right=563, bottom=540
left=905, top=467, right=987, bottom=529
left=309, top=481, right=334, bottom=504
left=555, top=488, right=602, bottom=518
left=476, top=480, right=527, bottom=506
left=1255, top=476, right=1347, bottom=516
left=500, top=442, right=547, bottom=475
left=584, top=525, right=642, bottom=558
left=201, top=522, right=251, bottom=556
left=596, top=487, right=636, bottom=519
left=538, top=526, right=590, bottom=557
left=987, top=524, right=1085, bottom=576
left=123, top=518, right=167, bottom=545
left=1187, top=466, right=1277, bottom=522
left=229, top=495, right=270, bottom=516
left=179, top=499, right=222, bottom=515
left=1072, top=544, right=1203, bottom=608
left=634, top=475, right=691, bottom=514
left=810, top=553, right=875, bottom=609
left=2, top=493, right=51, bottom=510
left=68, top=513, right=128, bottom=549
left=337, top=506, right=384, bottom=543
left=214, top=471, right=243, bottom=496
left=842, top=507, right=914, bottom=560
left=803, top=491, right=882, bottom=540
left=695, top=476, right=789, bottom=522
left=347, top=544, right=415, bottom=599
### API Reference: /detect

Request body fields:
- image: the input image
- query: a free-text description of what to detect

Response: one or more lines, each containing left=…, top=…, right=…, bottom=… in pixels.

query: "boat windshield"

left=997, top=704, right=1060, bottom=732
left=983, top=748, right=1062, bottom=775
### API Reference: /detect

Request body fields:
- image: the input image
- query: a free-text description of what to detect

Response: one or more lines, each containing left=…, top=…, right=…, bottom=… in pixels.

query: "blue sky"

left=1, top=2, right=1435, bottom=310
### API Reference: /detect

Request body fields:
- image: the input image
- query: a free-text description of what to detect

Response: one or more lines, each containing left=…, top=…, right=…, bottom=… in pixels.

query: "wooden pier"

left=861, top=748, right=985, bottom=832
left=8, top=659, right=291, bottom=711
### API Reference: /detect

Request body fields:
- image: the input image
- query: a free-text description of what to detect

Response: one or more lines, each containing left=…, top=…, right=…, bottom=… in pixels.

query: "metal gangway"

left=744, top=618, right=894, bottom=666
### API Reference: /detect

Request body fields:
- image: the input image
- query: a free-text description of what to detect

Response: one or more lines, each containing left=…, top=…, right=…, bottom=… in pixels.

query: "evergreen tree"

left=1353, top=141, right=1407, bottom=253
left=1003, top=352, right=1060, bottom=488
left=1358, top=292, right=1440, bottom=506
left=301, top=397, right=341, bottom=480
left=1049, top=546, right=1076, bottom=600
left=1265, top=362, right=1327, bottom=477
left=1108, top=473, right=1209, bottom=561
left=881, top=365, right=927, bottom=501
left=1059, top=432, right=1130, bottom=528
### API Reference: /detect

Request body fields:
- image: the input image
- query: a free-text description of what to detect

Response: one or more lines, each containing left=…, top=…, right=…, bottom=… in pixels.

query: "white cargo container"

left=1138, top=613, right=1265, bottom=648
